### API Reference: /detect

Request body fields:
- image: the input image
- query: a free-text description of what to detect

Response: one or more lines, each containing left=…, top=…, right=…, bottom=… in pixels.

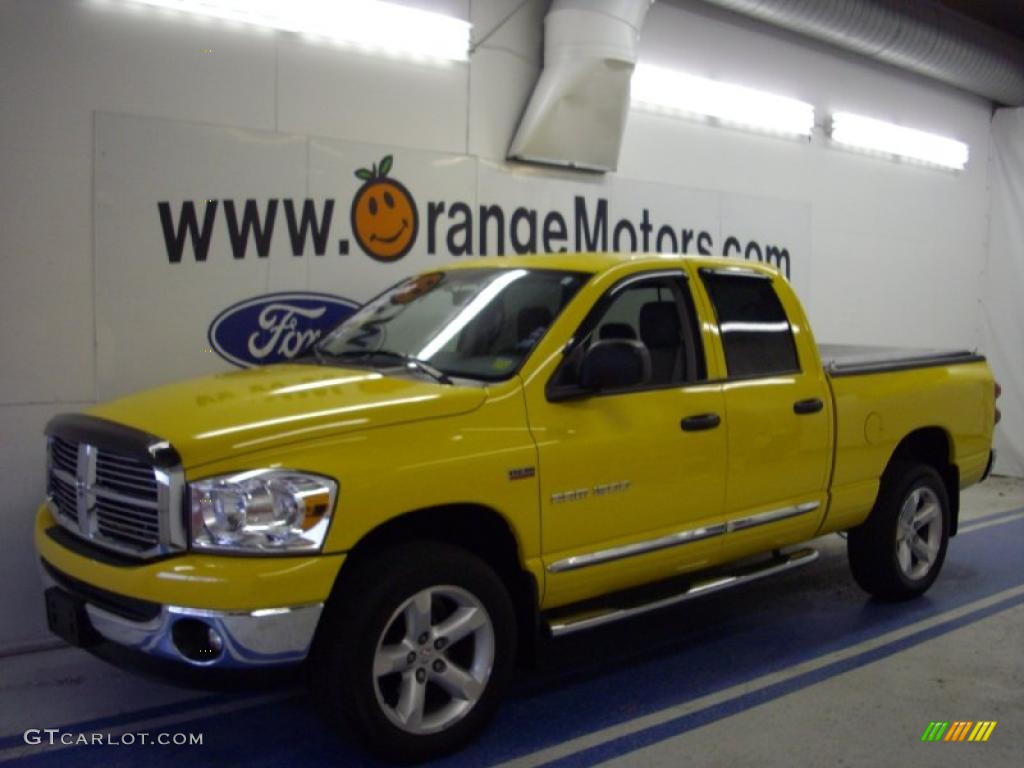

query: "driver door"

left=524, top=271, right=728, bottom=609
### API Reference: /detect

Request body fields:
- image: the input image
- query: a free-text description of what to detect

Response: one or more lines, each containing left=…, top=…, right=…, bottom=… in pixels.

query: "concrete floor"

left=1, top=477, right=1021, bottom=768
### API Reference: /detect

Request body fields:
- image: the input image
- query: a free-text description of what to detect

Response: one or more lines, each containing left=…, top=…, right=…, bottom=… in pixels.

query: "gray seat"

left=517, top=306, right=552, bottom=344
left=598, top=322, right=637, bottom=340
left=512, top=306, right=553, bottom=353
left=638, top=302, right=683, bottom=384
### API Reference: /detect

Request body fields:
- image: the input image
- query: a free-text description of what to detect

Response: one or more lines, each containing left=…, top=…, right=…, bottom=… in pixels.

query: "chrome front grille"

left=51, top=436, right=78, bottom=474
left=48, top=437, right=80, bottom=525
left=94, top=451, right=160, bottom=548
left=47, top=435, right=171, bottom=556
left=96, top=452, right=159, bottom=499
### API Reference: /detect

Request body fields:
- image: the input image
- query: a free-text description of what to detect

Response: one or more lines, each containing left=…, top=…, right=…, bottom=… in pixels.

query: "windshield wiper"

left=376, top=351, right=453, bottom=385
left=315, top=347, right=452, bottom=385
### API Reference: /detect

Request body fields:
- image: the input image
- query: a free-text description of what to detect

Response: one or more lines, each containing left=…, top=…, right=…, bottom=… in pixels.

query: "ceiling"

left=938, top=0, right=1024, bottom=41
left=680, top=0, right=1024, bottom=103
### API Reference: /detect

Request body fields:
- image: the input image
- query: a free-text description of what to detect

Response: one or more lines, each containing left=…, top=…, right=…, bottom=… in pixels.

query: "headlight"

left=189, top=469, right=337, bottom=553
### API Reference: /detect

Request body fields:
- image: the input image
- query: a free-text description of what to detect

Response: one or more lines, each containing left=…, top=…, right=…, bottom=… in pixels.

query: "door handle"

left=681, top=413, right=721, bottom=432
left=793, top=398, right=824, bottom=415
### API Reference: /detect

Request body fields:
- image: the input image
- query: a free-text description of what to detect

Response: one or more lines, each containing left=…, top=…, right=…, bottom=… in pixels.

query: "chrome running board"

left=545, top=547, right=819, bottom=637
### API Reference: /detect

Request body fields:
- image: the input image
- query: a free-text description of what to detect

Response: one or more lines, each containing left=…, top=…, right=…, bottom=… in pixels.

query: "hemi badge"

left=508, top=467, right=536, bottom=481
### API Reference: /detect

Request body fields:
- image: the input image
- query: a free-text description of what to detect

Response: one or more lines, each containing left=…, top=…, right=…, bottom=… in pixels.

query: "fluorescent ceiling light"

left=829, top=112, right=968, bottom=170
left=96, top=0, right=471, bottom=62
left=631, top=64, right=814, bottom=138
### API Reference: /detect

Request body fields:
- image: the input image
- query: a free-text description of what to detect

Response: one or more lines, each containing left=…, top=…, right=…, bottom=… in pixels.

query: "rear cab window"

left=699, top=270, right=799, bottom=378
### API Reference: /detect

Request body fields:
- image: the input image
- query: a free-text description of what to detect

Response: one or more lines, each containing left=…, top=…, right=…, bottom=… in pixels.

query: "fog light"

left=207, top=626, right=224, bottom=654
left=172, top=618, right=224, bottom=663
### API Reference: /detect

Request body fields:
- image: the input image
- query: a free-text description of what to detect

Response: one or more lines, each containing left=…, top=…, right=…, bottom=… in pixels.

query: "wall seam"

left=90, top=110, right=98, bottom=404
left=977, top=108, right=996, bottom=353
left=465, top=0, right=473, bottom=155
left=469, top=0, right=532, bottom=54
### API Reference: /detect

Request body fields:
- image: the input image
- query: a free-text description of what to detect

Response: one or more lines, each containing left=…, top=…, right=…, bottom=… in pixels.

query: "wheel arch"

left=326, top=503, right=541, bottom=666
left=883, top=427, right=960, bottom=535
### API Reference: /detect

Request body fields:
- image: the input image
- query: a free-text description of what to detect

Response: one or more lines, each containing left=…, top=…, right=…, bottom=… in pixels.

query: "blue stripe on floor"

left=536, top=590, right=1024, bottom=768
left=957, top=505, right=1024, bottom=530
left=2, top=513, right=1022, bottom=768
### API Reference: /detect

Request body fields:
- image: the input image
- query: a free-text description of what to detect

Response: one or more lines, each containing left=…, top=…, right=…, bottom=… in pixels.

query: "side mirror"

left=579, top=340, right=651, bottom=391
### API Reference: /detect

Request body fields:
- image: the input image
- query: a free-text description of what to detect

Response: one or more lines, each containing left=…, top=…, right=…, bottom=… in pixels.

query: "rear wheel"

left=312, top=543, right=516, bottom=763
left=847, top=461, right=951, bottom=601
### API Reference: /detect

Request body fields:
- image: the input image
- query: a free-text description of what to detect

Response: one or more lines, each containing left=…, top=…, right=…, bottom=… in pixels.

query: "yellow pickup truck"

left=35, top=254, right=997, bottom=761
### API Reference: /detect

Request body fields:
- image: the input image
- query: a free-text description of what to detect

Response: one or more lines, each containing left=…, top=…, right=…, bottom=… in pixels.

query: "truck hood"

left=86, top=364, right=487, bottom=468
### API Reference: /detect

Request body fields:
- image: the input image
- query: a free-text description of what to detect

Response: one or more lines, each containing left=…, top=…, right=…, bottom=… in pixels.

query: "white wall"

left=981, top=108, right=1024, bottom=478
left=0, top=0, right=1002, bottom=653
left=624, top=2, right=993, bottom=349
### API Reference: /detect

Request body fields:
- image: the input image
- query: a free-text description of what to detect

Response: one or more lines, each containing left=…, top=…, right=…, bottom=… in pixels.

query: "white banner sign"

left=95, top=112, right=811, bottom=399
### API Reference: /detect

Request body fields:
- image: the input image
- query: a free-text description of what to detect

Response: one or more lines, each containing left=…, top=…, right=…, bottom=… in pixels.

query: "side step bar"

left=546, top=547, right=819, bottom=637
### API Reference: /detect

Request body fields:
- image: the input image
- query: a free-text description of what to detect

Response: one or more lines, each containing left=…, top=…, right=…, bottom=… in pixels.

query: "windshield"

left=315, top=268, right=588, bottom=381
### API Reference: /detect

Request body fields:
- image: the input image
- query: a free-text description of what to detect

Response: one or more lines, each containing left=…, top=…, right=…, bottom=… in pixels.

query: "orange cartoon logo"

left=351, top=155, right=418, bottom=262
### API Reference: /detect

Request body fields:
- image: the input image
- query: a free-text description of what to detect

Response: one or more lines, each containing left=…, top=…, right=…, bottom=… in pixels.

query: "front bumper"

left=40, top=560, right=323, bottom=668
left=35, top=505, right=343, bottom=670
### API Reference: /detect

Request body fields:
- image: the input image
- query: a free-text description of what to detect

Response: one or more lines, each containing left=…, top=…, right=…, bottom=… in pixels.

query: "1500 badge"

left=551, top=481, right=631, bottom=504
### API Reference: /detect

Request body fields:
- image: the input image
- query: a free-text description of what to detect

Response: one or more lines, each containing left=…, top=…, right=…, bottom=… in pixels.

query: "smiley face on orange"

left=351, top=155, right=418, bottom=262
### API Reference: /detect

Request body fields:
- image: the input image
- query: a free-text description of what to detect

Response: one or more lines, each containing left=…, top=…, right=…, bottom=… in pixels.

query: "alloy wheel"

left=371, top=585, right=495, bottom=735
left=895, top=486, right=943, bottom=580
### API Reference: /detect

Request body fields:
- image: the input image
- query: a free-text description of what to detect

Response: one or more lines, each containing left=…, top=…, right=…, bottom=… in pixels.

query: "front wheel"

left=312, top=543, right=517, bottom=763
left=847, top=461, right=951, bottom=601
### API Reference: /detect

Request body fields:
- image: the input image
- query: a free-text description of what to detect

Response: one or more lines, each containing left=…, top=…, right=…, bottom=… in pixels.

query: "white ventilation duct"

left=508, top=0, right=654, bottom=172
left=690, top=0, right=1024, bottom=106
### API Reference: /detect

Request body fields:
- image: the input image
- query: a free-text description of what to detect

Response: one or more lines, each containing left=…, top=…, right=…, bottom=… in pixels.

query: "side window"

left=550, top=274, right=706, bottom=394
left=700, top=272, right=799, bottom=377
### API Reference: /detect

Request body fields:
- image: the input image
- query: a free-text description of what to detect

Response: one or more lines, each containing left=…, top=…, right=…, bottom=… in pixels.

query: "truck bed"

left=819, top=344, right=984, bottom=377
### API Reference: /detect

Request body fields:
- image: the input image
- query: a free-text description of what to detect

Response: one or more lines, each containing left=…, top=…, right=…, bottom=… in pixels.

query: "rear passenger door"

left=697, top=268, right=832, bottom=556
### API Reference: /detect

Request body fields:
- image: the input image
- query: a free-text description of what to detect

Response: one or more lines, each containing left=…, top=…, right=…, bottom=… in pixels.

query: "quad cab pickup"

left=35, top=254, right=998, bottom=761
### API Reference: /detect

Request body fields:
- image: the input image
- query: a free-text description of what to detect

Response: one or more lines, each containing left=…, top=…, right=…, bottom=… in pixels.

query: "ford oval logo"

left=209, top=292, right=360, bottom=368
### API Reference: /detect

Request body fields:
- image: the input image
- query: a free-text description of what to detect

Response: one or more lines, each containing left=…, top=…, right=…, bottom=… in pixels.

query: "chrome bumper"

left=39, top=564, right=323, bottom=669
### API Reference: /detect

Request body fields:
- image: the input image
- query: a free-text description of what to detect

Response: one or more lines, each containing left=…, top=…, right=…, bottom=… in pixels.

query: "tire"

left=311, top=542, right=517, bottom=763
left=847, top=461, right=951, bottom=602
